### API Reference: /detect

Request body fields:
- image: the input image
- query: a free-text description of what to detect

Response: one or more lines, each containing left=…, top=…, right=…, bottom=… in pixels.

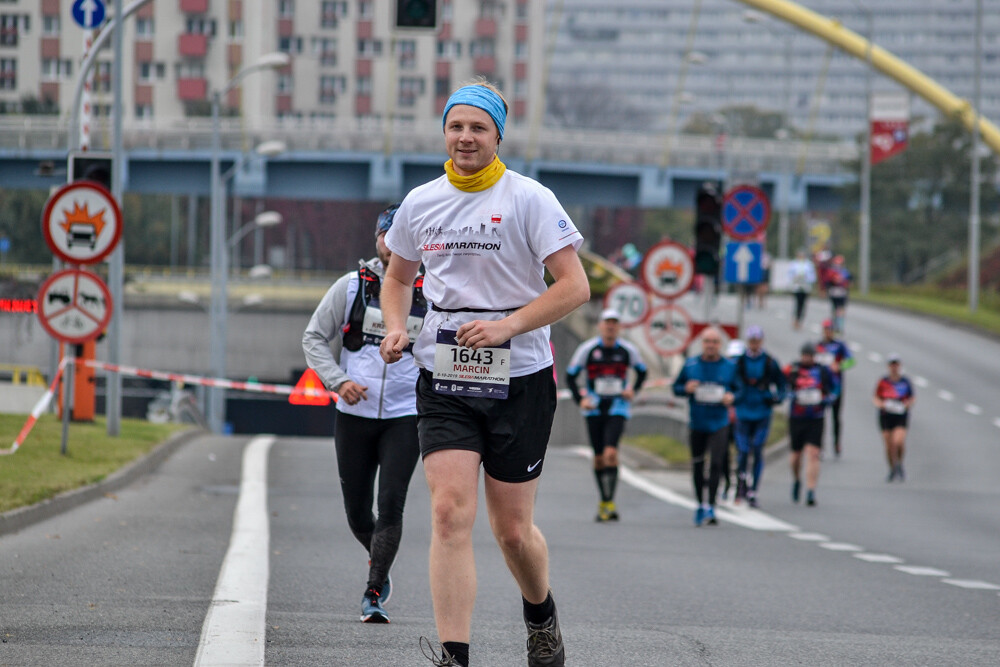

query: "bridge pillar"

left=369, top=156, right=404, bottom=201
left=638, top=167, right=674, bottom=208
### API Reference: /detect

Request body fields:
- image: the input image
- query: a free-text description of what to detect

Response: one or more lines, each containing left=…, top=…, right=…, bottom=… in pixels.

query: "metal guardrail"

left=0, top=116, right=856, bottom=175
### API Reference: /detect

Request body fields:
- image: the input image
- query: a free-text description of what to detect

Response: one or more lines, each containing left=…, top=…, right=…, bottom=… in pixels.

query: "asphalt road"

left=1, top=295, right=998, bottom=666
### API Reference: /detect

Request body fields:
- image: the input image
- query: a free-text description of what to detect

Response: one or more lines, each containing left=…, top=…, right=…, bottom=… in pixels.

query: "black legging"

left=830, top=389, right=844, bottom=450
left=689, top=427, right=730, bottom=506
left=794, top=290, right=808, bottom=323
left=334, top=411, right=420, bottom=591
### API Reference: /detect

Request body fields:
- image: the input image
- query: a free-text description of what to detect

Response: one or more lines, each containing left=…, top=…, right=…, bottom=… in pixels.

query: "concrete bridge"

left=1, top=116, right=854, bottom=210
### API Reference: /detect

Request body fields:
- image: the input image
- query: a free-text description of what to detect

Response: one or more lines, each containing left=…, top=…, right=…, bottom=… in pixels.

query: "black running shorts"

left=878, top=412, right=908, bottom=431
left=415, top=366, right=557, bottom=483
left=789, top=416, right=824, bottom=452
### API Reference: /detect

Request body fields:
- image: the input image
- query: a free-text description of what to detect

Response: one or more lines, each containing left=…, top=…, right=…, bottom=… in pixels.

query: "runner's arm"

left=378, top=256, right=421, bottom=364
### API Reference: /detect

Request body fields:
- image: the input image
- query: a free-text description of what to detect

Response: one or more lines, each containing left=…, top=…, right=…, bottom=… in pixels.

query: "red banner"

left=870, top=119, right=909, bottom=166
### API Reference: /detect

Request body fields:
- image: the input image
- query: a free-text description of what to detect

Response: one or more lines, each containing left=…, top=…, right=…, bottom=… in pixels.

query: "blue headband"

left=442, top=85, right=506, bottom=140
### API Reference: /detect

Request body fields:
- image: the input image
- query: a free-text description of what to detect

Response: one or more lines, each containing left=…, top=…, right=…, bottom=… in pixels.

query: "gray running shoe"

left=525, top=606, right=565, bottom=666
left=419, top=637, right=459, bottom=666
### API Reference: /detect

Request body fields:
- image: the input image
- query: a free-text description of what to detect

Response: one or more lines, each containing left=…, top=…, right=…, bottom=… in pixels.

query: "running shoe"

left=419, top=637, right=460, bottom=666
left=791, top=480, right=801, bottom=503
left=704, top=506, right=718, bottom=525
left=368, top=559, right=392, bottom=605
left=595, top=501, right=618, bottom=522
left=693, top=506, right=706, bottom=526
left=605, top=501, right=619, bottom=521
left=747, top=490, right=759, bottom=508
left=806, top=490, right=816, bottom=506
left=525, top=605, right=565, bottom=666
left=360, top=587, right=389, bottom=623
left=887, top=467, right=896, bottom=483
left=735, top=476, right=748, bottom=503
left=896, top=464, right=905, bottom=482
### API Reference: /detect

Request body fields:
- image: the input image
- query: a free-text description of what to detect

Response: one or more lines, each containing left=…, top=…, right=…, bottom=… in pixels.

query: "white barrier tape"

left=80, top=360, right=339, bottom=402
left=1, top=357, right=69, bottom=456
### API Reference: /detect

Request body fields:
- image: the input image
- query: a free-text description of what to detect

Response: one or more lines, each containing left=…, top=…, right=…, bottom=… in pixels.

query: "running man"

left=873, top=353, right=915, bottom=482
left=732, top=325, right=786, bottom=508
left=815, top=319, right=854, bottom=457
left=785, top=343, right=839, bottom=506
left=379, top=79, right=589, bottom=667
left=787, top=249, right=816, bottom=330
left=302, top=205, right=425, bottom=623
left=672, top=327, right=741, bottom=526
left=565, top=308, right=648, bottom=522
left=822, top=254, right=851, bottom=332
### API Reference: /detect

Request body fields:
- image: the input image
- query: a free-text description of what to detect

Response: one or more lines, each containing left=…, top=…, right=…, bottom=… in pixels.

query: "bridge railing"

left=0, top=116, right=856, bottom=175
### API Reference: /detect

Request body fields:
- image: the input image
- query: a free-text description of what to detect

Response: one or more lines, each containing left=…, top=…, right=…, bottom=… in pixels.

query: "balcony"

left=473, top=56, right=496, bottom=75
left=475, top=18, right=497, bottom=38
left=180, top=0, right=209, bottom=13
left=178, top=33, right=208, bottom=58
left=177, top=77, right=208, bottom=101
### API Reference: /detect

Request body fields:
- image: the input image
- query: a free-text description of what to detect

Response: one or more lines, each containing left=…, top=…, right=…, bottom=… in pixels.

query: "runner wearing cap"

left=873, top=353, right=914, bottom=482
left=732, top=325, right=786, bottom=507
left=566, top=308, right=648, bottom=521
left=302, top=204, right=426, bottom=624
left=815, top=320, right=854, bottom=457
left=785, top=343, right=839, bottom=506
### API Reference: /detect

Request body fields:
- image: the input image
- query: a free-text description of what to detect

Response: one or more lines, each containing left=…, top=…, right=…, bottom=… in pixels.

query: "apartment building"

left=0, top=0, right=543, bottom=132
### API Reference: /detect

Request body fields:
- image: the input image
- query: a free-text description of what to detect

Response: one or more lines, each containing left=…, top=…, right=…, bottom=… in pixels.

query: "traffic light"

left=694, top=183, right=722, bottom=275
left=395, top=0, right=437, bottom=29
left=68, top=150, right=113, bottom=192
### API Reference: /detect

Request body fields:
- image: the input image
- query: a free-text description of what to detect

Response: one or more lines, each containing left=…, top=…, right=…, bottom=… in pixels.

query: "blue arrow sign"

left=725, top=241, right=763, bottom=284
left=72, top=0, right=106, bottom=29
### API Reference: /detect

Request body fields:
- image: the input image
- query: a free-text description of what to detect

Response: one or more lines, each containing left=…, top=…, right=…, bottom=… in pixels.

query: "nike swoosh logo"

left=527, top=459, right=542, bottom=472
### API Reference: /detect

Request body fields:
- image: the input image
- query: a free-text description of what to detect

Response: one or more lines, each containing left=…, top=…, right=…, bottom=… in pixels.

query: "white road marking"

left=819, top=542, right=864, bottom=552
left=937, top=390, right=954, bottom=402
left=850, top=341, right=863, bottom=352
left=895, top=565, right=951, bottom=577
left=964, top=404, right=982, bottom=415
left=853, top=553, right=904, bottom=564
left=194, top=435, right=274, bottom=667
left=942, top=579, right=1000, bottom=590
left=993, top=418, right=1000, bottom=429
left=914, top=376, right=929, bottom=388
left=789, top=532, right=830, bottom=542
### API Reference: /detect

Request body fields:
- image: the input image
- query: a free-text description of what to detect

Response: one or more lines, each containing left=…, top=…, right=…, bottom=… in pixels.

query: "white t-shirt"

left=385, top=168, right=584, bottom=377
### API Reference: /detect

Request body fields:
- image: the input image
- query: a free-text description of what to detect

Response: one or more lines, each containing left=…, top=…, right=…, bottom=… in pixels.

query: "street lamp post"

left=207, top=52, right=290, bottom=434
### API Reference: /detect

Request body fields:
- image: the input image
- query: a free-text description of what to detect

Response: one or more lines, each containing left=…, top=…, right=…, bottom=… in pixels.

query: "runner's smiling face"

left=444, top=105, right=500, bottom=176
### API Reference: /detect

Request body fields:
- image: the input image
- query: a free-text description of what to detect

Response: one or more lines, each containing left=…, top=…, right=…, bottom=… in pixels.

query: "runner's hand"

left=336, top=380, right=368, bottom=405
left=380, top=331, right=409, bottom=364
left=456, top=319, right=513, bottom=349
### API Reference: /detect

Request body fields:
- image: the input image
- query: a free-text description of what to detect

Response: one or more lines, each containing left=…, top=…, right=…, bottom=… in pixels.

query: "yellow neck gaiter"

left=444, top=154, right=507, bottom=192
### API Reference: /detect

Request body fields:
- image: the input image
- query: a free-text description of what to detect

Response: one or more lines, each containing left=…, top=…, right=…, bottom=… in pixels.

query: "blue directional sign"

left=722, top=185, right=770, bottom=241
left=725, top=241, right=763, bottom=284
left=72, top=0, right=106, bottom=29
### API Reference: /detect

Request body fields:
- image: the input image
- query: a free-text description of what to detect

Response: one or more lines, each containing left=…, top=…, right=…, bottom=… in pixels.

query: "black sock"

left=522, top=592, right=555, bottom=624
left=366, top=524, right=402, bottom=590
left=442, top=641, right=469, bottom=667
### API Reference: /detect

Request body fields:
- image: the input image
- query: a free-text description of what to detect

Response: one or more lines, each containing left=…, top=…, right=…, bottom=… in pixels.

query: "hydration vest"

left=342, top=264, right=427, bottom=352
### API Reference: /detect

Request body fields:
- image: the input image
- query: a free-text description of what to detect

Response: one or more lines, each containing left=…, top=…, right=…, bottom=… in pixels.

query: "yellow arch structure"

left=735, top=0, right=1000, bottom=154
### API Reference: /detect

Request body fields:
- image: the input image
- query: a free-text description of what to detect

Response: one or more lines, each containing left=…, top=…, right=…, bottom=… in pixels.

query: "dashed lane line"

left=853, top=553, right=905, bottom=564
left=964, top=404, right=983, bottom=415
left=818, top=542, right=864, bottom=552
left=937, top=390, right=954, bottom=402
left=894, top=565, right=951, bottom=577
left=194, top=435, right=274, bottom=667
left=914, top=376, right=929, bottom=388
left=942, top=579, right=1000, bottom=591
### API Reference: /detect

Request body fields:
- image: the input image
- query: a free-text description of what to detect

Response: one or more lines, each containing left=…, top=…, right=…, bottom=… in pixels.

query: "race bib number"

left=882, top=399, right=906, bottom=415
left=814, top=352, right=835, bottom=367
left=362, top=304, right=423, bottom=346
left=694, top=383, right=725, bottom=404
left=796, top=387, right=823, bottom=406
left=828, top=286, right=848, bottom=298
left=593, top=376, right=625, bottom=397
left=432, top=329, right=511, bottom=399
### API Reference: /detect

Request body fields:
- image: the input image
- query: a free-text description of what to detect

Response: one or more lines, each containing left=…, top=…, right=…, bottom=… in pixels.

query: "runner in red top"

left=872, top=353, right=915, bottom=482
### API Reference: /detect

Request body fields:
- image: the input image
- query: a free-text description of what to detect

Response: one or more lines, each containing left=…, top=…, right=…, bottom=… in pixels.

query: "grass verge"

left=623, top=411, right=789, bottom=465
left=862, top=287, right=1000, bottom=337
left=0, top=415, right=187, bottom=514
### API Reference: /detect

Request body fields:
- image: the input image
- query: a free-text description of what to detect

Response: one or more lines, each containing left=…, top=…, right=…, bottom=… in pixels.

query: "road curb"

left=0, top=427, right=203, bottom=538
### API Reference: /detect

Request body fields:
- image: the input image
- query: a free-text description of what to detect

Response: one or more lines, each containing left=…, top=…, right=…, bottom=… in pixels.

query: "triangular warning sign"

left=289, top=368, right=332, bottom=406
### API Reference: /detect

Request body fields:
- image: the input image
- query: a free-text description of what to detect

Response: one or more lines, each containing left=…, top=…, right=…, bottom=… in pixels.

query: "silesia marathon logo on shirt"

left=421, top=220, right=502, bottom=253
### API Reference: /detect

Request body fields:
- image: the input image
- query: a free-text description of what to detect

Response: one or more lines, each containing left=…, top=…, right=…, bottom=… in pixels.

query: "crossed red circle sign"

left=37, top=269, right=113, bottom=344
left=723, top=185, right=770, bottom=241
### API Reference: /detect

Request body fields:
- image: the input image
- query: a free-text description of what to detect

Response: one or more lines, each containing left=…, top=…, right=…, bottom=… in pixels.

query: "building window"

left=398, top=76, right=424, bottom=107
left=437, top=40, right=462, bottom=58
left=356, top=76, right=372, bottom=94
left=312, top=37, right=337, bottom=65
left=319, top=74, right=345, bottom=104
left=479, top=0, right=503, bottom=19
left=469, top=39, right=494, bottom=57
left=357, top=39, right=382, bottom=57
left=135, top=17, right=154, bottom=37
left=186, top=18, right=216, bottom=36
left=0, top=57, right=15, bottom=89
left=1, top=14, right=20, bottom=46
left=135, top=104, right=153, bottom=119
left=176, top=62, right=206, bottom=78
left=277, top=73, right=293, bottom=93
left=279, top=36, right=303, bottom=54
left=228, top=20, right=243, bottom=40
left=396, top=39, right=416, bottom=69
left=435, top=77, right=449, bottom=97
left=93, top=61, right=112, bottom=92
left=279, top=0, right=294, bottom=18
left=358, top=0, right=373, bottom=20
left=42, top=15, right=60, bottom=36
left=516, top=1, right=528, bottom=20
left=138, top=61, right=166, bottom=82
left=514, top=41, right=527, bottom=60
left=42, top=58, right=73, bottom=80
left=321, top=1, right=347, bottom=28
